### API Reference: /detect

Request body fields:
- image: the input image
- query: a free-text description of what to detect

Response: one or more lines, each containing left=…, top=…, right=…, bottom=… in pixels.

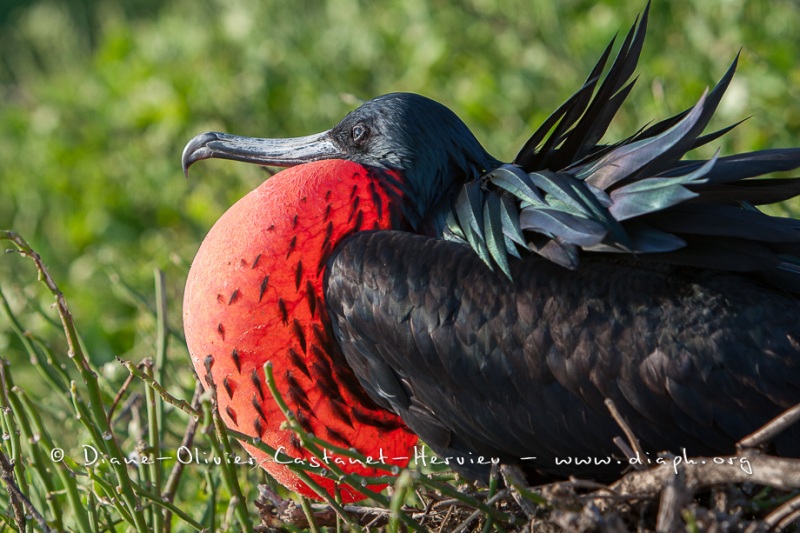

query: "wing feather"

left=443, top=6, right=800, bottom=285
left=325, top=231, right=800, bottom=482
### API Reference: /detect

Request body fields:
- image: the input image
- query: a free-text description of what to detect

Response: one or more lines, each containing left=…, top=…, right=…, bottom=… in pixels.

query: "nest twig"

left=255, top=402, right=800, bottom=532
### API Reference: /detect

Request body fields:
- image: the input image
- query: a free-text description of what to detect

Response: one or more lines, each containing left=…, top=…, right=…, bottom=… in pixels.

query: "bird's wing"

left=443, top=3, right=800, bottom=284
left=325, top=230, right=800, bottom=481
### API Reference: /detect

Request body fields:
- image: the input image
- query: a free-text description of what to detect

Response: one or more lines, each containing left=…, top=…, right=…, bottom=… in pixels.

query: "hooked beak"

left=181, top=130, right=341, bottom=177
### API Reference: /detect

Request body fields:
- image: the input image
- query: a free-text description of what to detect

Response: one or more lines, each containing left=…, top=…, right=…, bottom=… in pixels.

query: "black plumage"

left=183, top=4, right=800, bottom=484
left=321, top=6, right=800, bottom=482
left=325, top=231, right=800, bottom=481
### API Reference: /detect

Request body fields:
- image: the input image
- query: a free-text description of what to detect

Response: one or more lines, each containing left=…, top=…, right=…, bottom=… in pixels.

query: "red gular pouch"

left=184, top=160, right=418, bottom=501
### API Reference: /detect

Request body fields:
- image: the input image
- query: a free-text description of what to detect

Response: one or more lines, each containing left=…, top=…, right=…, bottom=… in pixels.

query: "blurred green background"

left=2, top=0, right=800, bottom=375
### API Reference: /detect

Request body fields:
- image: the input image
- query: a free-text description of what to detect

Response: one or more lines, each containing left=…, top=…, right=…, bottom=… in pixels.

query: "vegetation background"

left=1, top=0, right=799, bottom=531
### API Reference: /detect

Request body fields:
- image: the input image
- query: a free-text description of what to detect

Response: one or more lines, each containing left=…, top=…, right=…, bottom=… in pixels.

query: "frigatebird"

left=182, top=6, right=800, bottom=501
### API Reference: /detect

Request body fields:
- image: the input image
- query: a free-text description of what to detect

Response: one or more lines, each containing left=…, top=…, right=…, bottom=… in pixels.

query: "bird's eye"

left=352, top=123, right=369, bottom=144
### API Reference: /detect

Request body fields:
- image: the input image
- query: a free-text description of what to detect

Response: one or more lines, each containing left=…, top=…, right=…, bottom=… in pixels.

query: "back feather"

left=444, top=1, right=800, bottom=290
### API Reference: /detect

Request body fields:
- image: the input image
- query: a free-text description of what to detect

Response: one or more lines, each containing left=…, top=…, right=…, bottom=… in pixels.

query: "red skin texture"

left=184, top=159, right=418, bottom=502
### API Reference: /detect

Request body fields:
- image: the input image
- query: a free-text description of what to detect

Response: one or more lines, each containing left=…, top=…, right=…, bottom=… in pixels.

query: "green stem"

left=387, top=470, right=414, bottom=533
left=0, top=287, right=69, bottom=394
left=161, top=383, right=202, bottom=505
left=298, top=496, right=321, bottom=533
left=85, top=468, right=135, bottom=527
left=482, top=463, right=500, bottom=533
left=70, top=381, right=146, bottom=530
left=0, top=363, right=32, bottom=532
left=263, top=363, right=427, bottom=532
left=153, top=269, right=168, bottom=440
left=117, top=357, right=201, bottom=418
left=133, top=484, right=205, bottom=531
left=13, top=387, right=90, bottom=533
left=1, top=231, right=149, bottom=532
left=143, top=361, right=164, bottom=532
left=199, top=362, right=253, bottom=533
left=106, top=267, right=186, bottom=345
left=4, top=386, right=62, bottom=531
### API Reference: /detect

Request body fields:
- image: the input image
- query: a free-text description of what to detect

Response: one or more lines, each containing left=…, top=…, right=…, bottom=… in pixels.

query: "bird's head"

left=182, top=92, right=500, bottom=226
